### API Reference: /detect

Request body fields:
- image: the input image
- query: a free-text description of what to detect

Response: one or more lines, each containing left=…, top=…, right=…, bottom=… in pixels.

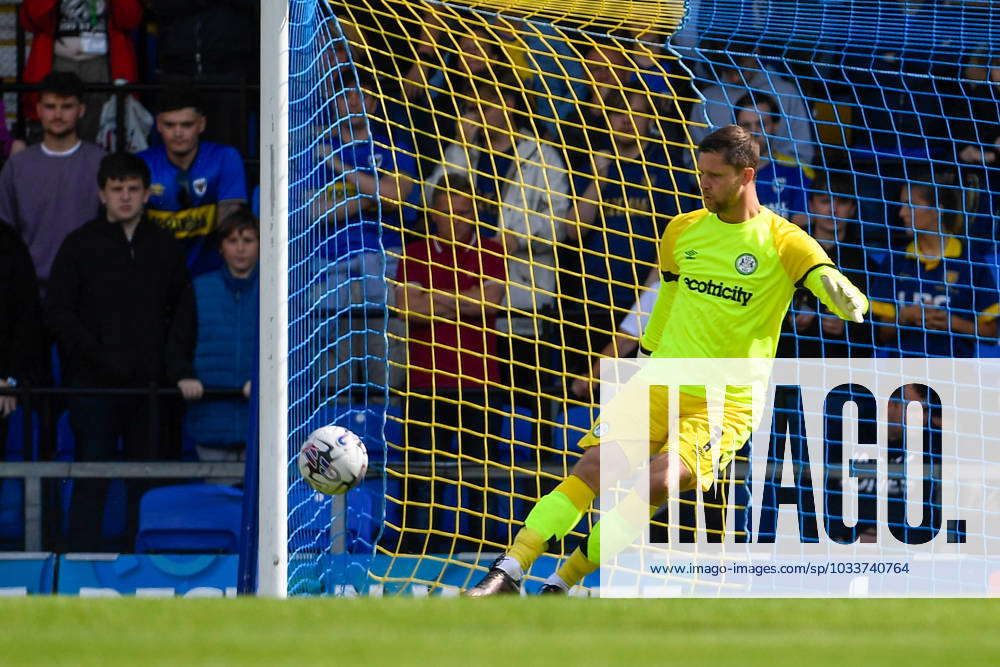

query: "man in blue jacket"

left=178, top=206, right=258, bottom=482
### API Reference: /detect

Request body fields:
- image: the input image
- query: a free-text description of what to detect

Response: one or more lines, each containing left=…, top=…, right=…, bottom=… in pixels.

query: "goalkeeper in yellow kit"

left=465, top=125, right=869, bottom=596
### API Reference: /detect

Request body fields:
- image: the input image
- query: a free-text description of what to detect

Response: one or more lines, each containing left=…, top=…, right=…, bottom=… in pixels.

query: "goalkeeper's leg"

left=542, top=451, right=695, bottom=593
left=464, top=445, right=617, bottom=596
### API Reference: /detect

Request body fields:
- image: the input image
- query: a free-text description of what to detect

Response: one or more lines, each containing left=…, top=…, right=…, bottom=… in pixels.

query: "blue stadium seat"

left=348, top=477, right=402, bottom=552
left=289, top=477, right=402, bottom=554
left=486, top=405, right=536, bottom=541
left=0, top=480, right=22, bottom=546
left=5, top=407, right=39, bottom=461
left=135, top=484, right=243, bottom=553
left=551, top=405, right=598, bottom=455
left=54, top=411, right=75, bottom=462
left=438, top=483, right=470, bottom=538
left=492, top=404, right=535, bottom=464
left=1, top=408, right=39, bottom=546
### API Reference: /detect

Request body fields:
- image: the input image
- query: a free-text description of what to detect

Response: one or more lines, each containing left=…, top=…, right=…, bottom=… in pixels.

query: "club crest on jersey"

left=735, top=253, right=758, bottom=275
left=193, top=178, right=208, bottom=197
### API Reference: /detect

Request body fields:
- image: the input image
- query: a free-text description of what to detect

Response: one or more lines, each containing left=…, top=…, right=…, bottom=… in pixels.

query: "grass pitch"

left=0, top=597, right=997, bottom=666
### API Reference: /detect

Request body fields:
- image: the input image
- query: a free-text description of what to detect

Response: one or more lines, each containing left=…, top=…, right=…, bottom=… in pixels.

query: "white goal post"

left=257, top=0, right=291, bottom=598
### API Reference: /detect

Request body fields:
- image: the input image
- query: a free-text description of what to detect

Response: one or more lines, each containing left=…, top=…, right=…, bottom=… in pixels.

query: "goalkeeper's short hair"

left=698, top=124, right=760, bottom=170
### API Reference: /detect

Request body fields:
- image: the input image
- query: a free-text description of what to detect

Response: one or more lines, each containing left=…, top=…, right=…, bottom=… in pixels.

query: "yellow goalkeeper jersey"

left=640, top=206, right=833, bottom=360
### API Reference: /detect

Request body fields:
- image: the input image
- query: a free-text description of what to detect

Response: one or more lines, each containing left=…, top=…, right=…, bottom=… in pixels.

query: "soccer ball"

left=297, top=425, right=368, bottom=495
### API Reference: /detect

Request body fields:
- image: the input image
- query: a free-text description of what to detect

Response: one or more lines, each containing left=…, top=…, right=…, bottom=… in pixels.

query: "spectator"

left=950, top=52, right=1000, bottom=166
left=139, top=87, right=248, bottom=277
left=20, top=0, right=143, bottom=143
left=398, top=22, right=510, bottom=173
left=489, top=15, right=587, bottom=139
left=150, top=0, right=259, bottom=148
left=395, top=178, right=505, bottom=411
left=623, top=27, right=696, bottom=109
left=736, top=93, right=812, bottom=227
left=844, top=45, right=944, bottom=160
left=565, top=91, right=696, bottom=374
left=0, top=72, right=104, bottom=292
left=692, top=48, right=815, bottom=166
left=401, top=22, right=499, bottom=107
left=870, top=174, right=999, bottom=357
left=46, top=152, right=195, bottom=551
left=559, top=38, right=629, bottom=160
left=570, top=267, right=659, bottom=399
left=394, top=179, right=505, bottom=549
left=425, top=77, right=571, bottom=398
left=0, top=222, right=46, bottom=440
left=179, top=207, right=258, bottom=484
left=778, top=173, right=875, bottom=358
left=313, top=72, right=419, bottom=390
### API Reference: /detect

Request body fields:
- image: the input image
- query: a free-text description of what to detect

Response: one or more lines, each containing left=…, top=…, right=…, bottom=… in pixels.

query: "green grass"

left=0, top=597, right=997, bottom=666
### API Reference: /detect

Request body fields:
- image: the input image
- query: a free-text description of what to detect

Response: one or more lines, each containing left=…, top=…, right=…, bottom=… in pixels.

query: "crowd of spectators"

left=1, top=6, right=999, bottom=553
left=351, top=18, right=999, bottom=549
left=0, top=2, right=260, bottom=552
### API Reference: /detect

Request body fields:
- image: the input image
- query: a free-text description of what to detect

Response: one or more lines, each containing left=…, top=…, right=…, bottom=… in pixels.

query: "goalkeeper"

left=465, top=125, right=868, bottom=596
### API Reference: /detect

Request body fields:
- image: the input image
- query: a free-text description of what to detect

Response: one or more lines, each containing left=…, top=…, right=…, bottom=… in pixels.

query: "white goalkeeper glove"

left=807, top=267, right=869, bottom=323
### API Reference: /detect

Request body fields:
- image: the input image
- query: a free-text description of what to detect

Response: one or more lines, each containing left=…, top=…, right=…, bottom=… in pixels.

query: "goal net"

left=263, top=0, right=1000, bottom=596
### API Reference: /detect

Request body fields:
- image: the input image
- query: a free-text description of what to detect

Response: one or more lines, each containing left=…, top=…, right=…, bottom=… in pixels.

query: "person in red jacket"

left=21, top=0, right=143, bottom=142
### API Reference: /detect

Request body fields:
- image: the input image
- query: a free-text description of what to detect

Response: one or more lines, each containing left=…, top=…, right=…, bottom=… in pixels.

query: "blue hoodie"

left=184, top=266, right=258, bottom=448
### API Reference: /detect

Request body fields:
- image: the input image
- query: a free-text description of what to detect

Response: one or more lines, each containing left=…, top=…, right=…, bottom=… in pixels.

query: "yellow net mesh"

left=321, top=0, right=744, bottom=592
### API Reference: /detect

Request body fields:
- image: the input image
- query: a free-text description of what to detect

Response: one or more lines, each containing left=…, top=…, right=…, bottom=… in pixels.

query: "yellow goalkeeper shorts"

left=575, top=382, right=753, bottom=493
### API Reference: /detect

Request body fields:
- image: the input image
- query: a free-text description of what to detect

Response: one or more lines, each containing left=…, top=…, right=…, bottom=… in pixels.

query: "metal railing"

left=0, top=385, right=246, bottom=461
left=0, top=461, right=245, bottom=552
left=0, top=385, right=248, bottom=551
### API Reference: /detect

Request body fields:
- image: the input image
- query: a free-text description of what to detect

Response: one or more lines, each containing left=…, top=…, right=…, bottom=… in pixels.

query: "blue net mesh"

left=287, top=0, right=388, bottom=595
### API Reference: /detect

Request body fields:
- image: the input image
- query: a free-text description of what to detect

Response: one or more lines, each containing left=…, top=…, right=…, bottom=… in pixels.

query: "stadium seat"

left=483, top=405, right=536, bottom=540
left=4, top=407, right=40, bottom=461
left=551, top=405, right=598, bottom=455
left=348, top=478, right=402, bottom=552
left=1, top=408, right=39, bottom=546
left=289, top=477, right=402, bottom=554
left=491, top=404, right=535, bottom=464
left=135, top=484, right=243, bottom=553
left=0, top=479, right=22, bottom=547
left=437, top=483, right=470, bottom=538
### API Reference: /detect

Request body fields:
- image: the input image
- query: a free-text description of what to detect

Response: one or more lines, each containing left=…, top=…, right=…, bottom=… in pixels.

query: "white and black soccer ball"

left=297, top=425, right=368, bottom=495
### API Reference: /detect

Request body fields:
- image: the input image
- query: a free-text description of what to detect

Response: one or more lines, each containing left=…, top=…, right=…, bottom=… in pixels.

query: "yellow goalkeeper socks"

left=507, top=527, right=548, bottom=573
left=585, top=493, right=658, bottom=566
left=509, top=475, right=596, bottom=571
left=554, top=498, right=661, bottom=589
left=554, top=547, right=598, bottom=589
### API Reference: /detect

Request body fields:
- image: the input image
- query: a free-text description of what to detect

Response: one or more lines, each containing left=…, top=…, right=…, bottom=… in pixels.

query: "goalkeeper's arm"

left=638, top=274, right=679, bottom=355
left=803, top=266, right=869, bottom=323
